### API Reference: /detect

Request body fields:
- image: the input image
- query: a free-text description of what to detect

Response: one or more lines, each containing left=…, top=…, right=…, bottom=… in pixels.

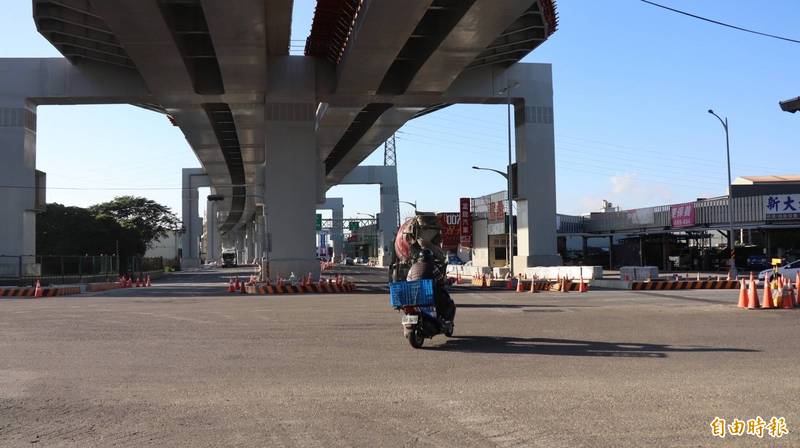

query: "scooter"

left=390, top=279, right=454, bottom=349
left=400, top=305, right=453, bottom=348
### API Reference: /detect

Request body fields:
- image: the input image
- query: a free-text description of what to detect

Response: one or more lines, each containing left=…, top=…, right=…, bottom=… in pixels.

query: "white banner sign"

left=764, top=194, right=800, bottom=219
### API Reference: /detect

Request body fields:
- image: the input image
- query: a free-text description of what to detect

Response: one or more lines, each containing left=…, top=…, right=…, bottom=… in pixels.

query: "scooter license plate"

left=402, top=315, right=419, bottom=325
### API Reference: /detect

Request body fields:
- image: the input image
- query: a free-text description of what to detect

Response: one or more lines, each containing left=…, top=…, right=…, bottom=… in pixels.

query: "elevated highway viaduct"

left=1, top=0, right=560, bottom=279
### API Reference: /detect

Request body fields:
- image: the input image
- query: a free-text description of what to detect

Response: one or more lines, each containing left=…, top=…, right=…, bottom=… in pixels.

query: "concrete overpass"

left=1, top=0, right=559, bottom=279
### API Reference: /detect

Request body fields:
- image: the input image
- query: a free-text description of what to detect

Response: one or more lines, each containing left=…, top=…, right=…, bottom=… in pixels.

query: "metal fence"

left=0, top=255, right=164, bottom=286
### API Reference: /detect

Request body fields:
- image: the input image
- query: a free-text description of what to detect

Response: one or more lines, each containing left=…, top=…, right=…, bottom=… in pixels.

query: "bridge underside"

left=0, top=0, right=559, bottom=278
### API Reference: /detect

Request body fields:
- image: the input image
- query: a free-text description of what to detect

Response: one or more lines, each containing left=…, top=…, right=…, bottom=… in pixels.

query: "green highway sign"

left=348, top=221, right=359, bottom=231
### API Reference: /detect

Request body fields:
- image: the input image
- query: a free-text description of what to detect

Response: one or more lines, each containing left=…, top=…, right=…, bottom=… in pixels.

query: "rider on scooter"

left=406, top=248, right=456, bottom=324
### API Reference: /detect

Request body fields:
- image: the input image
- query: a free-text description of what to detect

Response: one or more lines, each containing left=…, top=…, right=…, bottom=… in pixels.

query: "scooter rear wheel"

left=407, top=329, right=425, bottom=348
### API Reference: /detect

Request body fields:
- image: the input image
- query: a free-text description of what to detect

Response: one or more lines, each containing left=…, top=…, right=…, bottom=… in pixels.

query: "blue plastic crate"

left=389, top=280, right=434, bottom=308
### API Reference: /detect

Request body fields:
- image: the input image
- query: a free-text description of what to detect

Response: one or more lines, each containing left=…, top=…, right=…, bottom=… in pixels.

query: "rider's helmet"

left=418, top=248, right=434, bottom=263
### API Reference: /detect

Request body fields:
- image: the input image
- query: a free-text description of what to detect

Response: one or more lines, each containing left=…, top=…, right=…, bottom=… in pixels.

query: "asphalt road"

left=0, top=266, right=798, bottom=447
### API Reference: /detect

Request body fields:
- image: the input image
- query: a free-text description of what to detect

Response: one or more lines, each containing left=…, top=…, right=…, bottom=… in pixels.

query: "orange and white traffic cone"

left=762, top=273, right=774, bottom=309
left=240, top=279, right=247, bottom=294
left=516, top=275, right=524, bottom=293
left=530, top=276, right=538, bottom=293
left=781, top=284, right=794, bottom=309
left=145, top=275, right=152, bottom=287
left=480, top=275, right=487, bottom=288
left=228, top=278, right=235, bottom=293
left=578, top=273, right=588, bottom=293
left=737, top=278, right=747, bottom=308
left=136, top=277, right=142, bottom=287
left=34, top=279, right=43, bottom=298
left=795, top=272, right=800, bottom=306
left=746, top=272, right=760, bottom=310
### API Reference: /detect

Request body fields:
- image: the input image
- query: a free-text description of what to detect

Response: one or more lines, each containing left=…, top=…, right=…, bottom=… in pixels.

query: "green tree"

left=89, top=196, right=180, bottom=251
left=36, top=203, right=142, bottom=256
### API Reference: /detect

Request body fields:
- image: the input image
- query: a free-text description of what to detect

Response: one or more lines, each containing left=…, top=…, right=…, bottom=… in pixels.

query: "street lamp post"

left=501, top=81, right=518, bottom=275
left=472, top=166, right=513, bottom=275
left=399, top=200, right=417, bottom=214
left=708, top=109, right=737, bottom=279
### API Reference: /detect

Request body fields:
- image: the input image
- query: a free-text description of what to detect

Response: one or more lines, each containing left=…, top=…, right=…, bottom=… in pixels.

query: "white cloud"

left=574, top=172, right=673, bottom=214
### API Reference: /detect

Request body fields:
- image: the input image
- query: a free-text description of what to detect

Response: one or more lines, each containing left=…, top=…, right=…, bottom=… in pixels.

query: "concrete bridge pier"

left=205, top=197, right=221, bottom=263
left=317, top=197, right=344, bottom=262
left=0, top=100, right=37, bottom=264
left=339, top=166, right=400, bottom=267
left=262, top=57, right=321, bottom=280
left=448, top=63, right=562, bottom=271
left=181, top=168, right=209, bottom=268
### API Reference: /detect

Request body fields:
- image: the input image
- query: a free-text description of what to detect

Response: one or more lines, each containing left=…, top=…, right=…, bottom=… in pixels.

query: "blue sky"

left=1, top=0, right=797, bottom=221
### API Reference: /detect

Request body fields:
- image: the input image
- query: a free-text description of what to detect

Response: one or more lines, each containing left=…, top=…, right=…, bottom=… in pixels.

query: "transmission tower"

left=383, top=134, right=401, bottom=228
left=383, top=133, right=396, bottom=166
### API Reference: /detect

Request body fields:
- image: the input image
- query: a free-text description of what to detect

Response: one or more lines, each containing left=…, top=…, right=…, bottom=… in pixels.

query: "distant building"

left=145, top=230, right=181, bottom=261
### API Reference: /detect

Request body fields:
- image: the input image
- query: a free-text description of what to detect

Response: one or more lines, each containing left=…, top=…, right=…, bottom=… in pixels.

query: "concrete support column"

left=511, top=64, right=561, bottom=268
left=205, top=198, right=221, bottom=263
left=331, top=206, right=344, bottom=262
left=245, top=220, right=256, bottom=264
left=379, top=182, right=400, bottom=266
left=263, top=57, right=320, bottom=280
left=254, top=207, right=265, bottom=261
left=339, top=166, right=400, bottom=267
left=0, top=102, right=37, bottom=259
left=181, top=168, right=208, bottom=268
left=317, top=197, right=344, bottom=262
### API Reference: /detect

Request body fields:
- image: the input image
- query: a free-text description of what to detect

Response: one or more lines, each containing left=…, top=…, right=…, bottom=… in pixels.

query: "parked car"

left=342, top=257, right=354, bottom=265
left=758, top=259, right=800, bottom=281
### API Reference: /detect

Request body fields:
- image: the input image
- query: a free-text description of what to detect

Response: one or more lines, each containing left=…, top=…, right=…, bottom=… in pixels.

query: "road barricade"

left=243, top=281, right=356, bottom=295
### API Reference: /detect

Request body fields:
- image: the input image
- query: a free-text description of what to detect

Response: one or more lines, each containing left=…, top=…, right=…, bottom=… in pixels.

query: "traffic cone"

left=480, top=275, right=487, bottom=288
left=746, top=272, right=760, bottom=309
left=795, top=272, right=800, bottom=307
left=136, top=277, right=141, bottom=287
left=228, top=278, right=235, bottom=293
left=781, top=284, right=794, bottom=309
left=516, top=275, right=524, bottom=293
left=240, top=279, right=247, bottom=294
left=529, top=276, right=538, bottom=293
left=762, top=273, right=774, bottom=309
left=145, top=275, right=152, bottom=287
left=563, top=277, right=571, bottom=293
left=34, top=279, right=43, bottom=298
left=126, top=276, right=132, bottom=288
left=578, top=273, right=588, bottom=293
left=737, top=279, right=747, bottom=308
left=506, top=277, right=513, bottom=290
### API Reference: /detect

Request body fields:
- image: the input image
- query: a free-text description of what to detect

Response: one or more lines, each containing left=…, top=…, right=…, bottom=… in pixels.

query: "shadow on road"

left=430, top=336, right=758, bottom=358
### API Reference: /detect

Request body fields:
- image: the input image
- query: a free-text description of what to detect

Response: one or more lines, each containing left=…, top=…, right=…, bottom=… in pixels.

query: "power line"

left=640, top=0, right=800, bottom=44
